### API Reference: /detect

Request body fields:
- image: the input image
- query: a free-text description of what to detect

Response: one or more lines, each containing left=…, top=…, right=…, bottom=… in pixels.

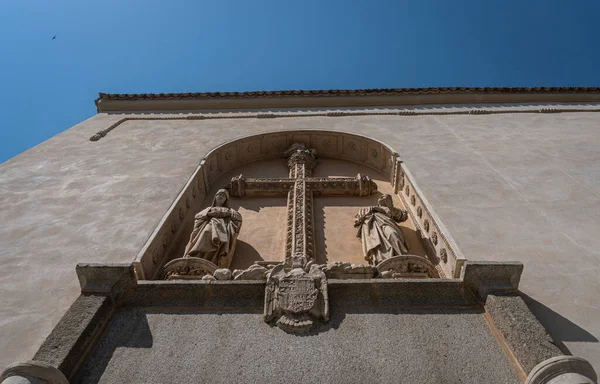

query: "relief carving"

left=319, top=262, right=378, bottom=279
left=163, top=257, right=218, bottom=280
left=377, top=255, right=440, bottom=278
left=264, top=258, right=329, bottom=333
left=440, top=248, right=448, bottom=263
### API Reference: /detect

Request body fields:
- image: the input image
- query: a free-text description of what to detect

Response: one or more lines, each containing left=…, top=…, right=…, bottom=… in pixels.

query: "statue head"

left=377, top=194, right=394, bottom=209
left=213, top=189, right=230, bottom=208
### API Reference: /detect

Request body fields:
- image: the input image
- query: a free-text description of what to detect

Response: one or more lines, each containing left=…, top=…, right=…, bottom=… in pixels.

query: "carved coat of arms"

left=264, top=264, right=329, bottom=333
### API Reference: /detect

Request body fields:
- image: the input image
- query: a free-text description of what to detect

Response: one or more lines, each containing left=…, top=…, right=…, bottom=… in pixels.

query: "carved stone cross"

left=227, top=143, right=378, bottom=266
left=227, top=144, right=378, bottom=333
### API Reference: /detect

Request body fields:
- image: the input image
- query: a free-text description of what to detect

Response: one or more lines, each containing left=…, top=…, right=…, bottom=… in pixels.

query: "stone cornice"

left=95, top=87, right=600, bottom=112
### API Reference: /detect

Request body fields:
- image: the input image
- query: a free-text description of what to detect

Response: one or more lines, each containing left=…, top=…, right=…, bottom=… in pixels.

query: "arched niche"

left=133, top=130, right=465, bottom=280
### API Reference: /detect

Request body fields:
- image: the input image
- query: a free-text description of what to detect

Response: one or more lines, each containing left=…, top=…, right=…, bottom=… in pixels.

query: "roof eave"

left=95, top=87, right=600, bottom=113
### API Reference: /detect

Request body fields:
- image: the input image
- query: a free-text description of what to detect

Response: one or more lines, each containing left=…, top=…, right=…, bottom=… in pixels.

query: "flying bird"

left=52, top=35, right=56, bottom=40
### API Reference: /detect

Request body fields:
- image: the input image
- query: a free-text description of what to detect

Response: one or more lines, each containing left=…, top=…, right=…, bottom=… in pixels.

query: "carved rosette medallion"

left=264, top=264, right=329, bottom=333
left=440, top=248, right=448, bottom=263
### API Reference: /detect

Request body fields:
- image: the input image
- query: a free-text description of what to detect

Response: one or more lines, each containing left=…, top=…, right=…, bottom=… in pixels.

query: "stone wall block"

left=32, top=294, right=115, bottom=381
left=76, top=263, right=136, bottom=299
left=461, top=261, right=523, bottom=300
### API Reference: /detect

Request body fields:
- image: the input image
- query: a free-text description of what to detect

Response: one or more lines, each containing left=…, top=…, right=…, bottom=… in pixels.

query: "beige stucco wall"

left=1, top=104, right=599, bottom=370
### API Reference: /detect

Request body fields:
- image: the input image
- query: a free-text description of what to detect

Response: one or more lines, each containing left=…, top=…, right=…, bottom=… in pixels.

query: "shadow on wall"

left=229, top=240, right=264, bottom=270
left=520, top=292, right=598, bottom=354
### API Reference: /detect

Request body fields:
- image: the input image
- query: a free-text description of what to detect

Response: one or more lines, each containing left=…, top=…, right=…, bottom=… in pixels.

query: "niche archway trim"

left=132, top=130, right=465, bottom=281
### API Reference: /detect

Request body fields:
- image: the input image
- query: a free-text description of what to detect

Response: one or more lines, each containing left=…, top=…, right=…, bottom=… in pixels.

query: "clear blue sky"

left=1, top=0, right=599, bottom=163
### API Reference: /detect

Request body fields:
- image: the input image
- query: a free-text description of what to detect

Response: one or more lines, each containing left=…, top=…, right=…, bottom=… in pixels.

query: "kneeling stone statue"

left=184, top=189, right=242, bottom=268
left=354, top=194, right=409, bottom=266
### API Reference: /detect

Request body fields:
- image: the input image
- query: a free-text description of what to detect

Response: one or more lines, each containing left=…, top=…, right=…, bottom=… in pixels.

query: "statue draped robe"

left=184, top=206, right=242, bottom=267
left=355, top=206, right=409, bottom=265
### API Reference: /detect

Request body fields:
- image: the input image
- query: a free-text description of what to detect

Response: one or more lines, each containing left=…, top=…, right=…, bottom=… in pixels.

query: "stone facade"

left=1, top=90, right=600, bottom=380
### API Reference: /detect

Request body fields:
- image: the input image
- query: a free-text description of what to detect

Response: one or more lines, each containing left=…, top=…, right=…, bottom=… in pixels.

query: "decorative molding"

left=98, top=87, right=600, bottom=101
left=89, top=107, right=600, bottom=141
left=395, top=161, right=467, bottom=279
left=133, top=165, right=206, bottom=280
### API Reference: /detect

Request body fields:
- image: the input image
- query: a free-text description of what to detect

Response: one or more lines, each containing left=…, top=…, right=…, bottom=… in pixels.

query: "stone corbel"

left=461, top=261, right=523, bottom=300
left=76, top=263, right=137, bottom=299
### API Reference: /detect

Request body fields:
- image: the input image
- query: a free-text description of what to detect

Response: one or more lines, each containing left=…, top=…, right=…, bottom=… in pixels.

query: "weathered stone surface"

left=319, top=262, right=378, bottom=279
left=213, top=269, right=232, bottom=281
left=0, top=361, right=68, bottom=384
left=201, top=275, right=216, bottom=281
left=122, top=280, right=266, bottom=309
left=75, top=308, right=521, bottom=384
left=182, top=189, right=242, bottom=268
left=76, top=263, right=136, bottom=297
left=233, top=264, right=269, bottom=280
left=461, top=261, right=523, bottom=299
left=328, top=279, right=478, bottom=307
left=525, top=355, right=598, bottom=384
left=485, top=293, right=562, bottom=373
left=355, top=194, right=409, bottom=265
left=376, top=255, right=439, bottom=278
left=33, top=294, right=115, bottom=381
left=265, top=264, right=329, bottom=333
left=162, top=257, right=217, bottom=280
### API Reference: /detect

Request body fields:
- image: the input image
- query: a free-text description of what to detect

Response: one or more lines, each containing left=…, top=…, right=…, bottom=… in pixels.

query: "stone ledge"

left=123, top=278, right=480, bottom=309
left=485, top=293, right=562, bottom=374
left=461, top=261, right=523, bottom=300
left=123, top=280, right=266, bottom=309
left=329, top=279, right=478, bottom=307
left=32, top=294, right=116, bottom=381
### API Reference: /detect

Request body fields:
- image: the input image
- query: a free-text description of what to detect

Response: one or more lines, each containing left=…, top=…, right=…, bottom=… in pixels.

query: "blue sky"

left=1, top=0, right=599, bottom=163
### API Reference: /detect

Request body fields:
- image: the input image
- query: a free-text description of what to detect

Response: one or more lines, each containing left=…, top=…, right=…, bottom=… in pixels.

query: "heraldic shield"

left=264, top=264, right=329, bottom=333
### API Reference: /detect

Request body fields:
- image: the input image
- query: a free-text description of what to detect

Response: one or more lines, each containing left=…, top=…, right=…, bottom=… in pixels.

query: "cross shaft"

left=227, top=146, right=377, bottom=266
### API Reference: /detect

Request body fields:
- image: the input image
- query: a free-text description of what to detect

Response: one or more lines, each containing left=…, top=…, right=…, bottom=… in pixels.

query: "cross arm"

left=227, top=174, right=378, bottom=197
